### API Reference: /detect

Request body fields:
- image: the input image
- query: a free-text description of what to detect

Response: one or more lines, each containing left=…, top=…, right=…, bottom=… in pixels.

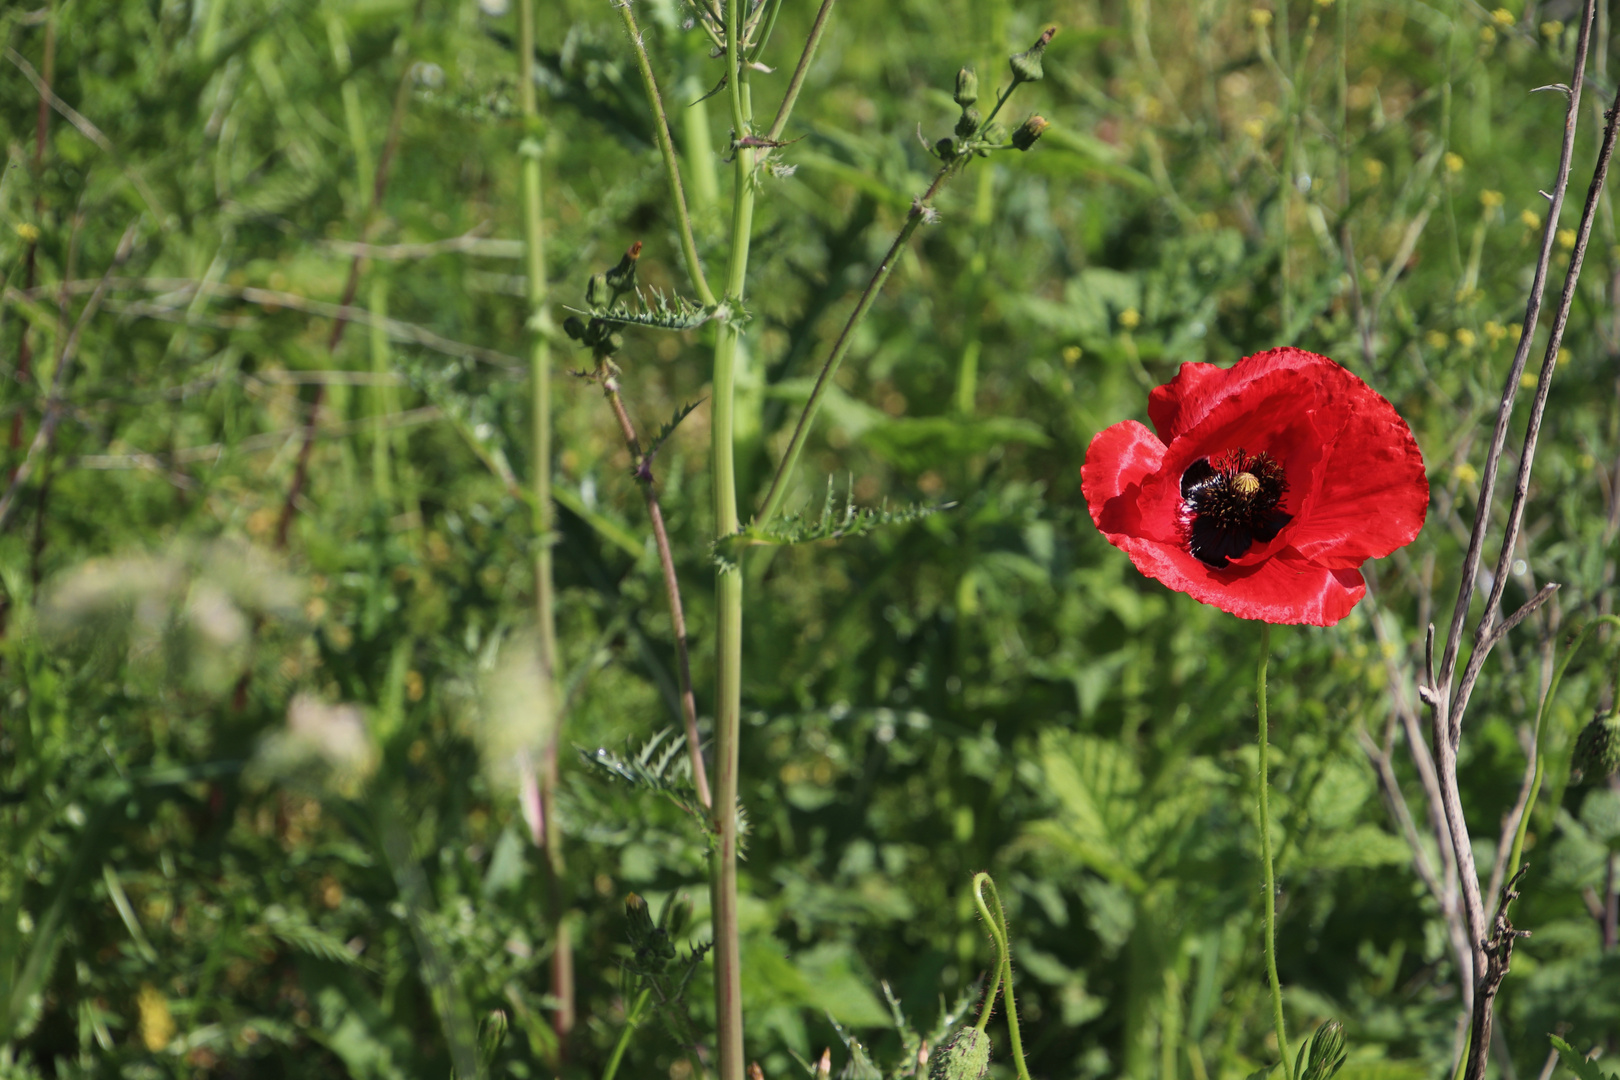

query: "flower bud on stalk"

left=1012, top=115, right=1049, bottom=151
left=955, top=107, right=982, bottom=139
left=928, top=1029, right=990, bottom=1080
left=1009, top=27, right=1057, bottom=85
left=954, top=67, right=979, bottom=107
left=1574, top=708, right=1620, bottom=780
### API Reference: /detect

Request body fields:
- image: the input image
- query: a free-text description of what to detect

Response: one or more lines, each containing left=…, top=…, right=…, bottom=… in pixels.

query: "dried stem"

left=596, top=365, right=712, bottom=809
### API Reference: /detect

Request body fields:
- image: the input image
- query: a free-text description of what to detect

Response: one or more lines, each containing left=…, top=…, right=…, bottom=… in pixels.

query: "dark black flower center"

left=1180, top=450, right=1292, bottom=569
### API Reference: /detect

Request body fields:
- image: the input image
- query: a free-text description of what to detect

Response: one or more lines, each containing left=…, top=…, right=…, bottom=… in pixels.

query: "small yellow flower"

left=1425, top=329, right=1450, bottom=349
left=1454, top=463, right=1479, bottom=485
left=1509, top=323, right=1523, bottom=341
left=1557, top=228, right=1576, bottom=249
left=1492, top=7, right=1514, bottom=26
left=1119, top=308, right=1142, bottom=330
left=1061, top=345, right=1083, bottom=365
left=14, top=222, right=40, bottom=243
left=1520, top=209, right=1542, bottom=229
left=1520, top=370, right=1538, bottom=389
left=406, top=669, right=425, bottom=702
left=1455, top=327, right=1477, bottom=348
left=1541, top=19, right=1564, bottom=39
left=1364, top=159, right=1385, bottom=181
left=1250, top=7, right=1273, bottom=27
left=1480, top=25, right=1497, bottom=45
left=1480, top=189, right=1504, bottom=208
left=137, top=984, right=175, bottom=1053
left=1243, top=117, right=1267, bottom=140
left=1557, top=346, right=1570, bottom=365
left=1578, top=453, right=1597, bottom=471
left=1444, top=152, right=1465, bottom=174
left=1484, top=320, right=1506, bottom=343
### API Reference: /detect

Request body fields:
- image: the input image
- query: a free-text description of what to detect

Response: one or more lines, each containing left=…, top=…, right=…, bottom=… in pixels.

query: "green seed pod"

left=1573, top=709, right=1620, bottom=781
left=954, top=67, right=979, bottom=107
left=928, top=1029, right=990, bottom=1080
left=1012, top=114, right=1050, bottom=151
left=955, top=107, right=981, bottom=140
left=563, top=315, right=588, bottom=341
left=1009, top=27, right=1056, bottom=84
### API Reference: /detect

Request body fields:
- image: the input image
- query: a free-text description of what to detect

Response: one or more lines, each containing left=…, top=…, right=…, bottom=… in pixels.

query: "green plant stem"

left=970, top=873, right=1033, bottom=1080
left=601, top=987, right=652, bottom=1080
left=711, top=3, right=757, bottom=1079
left=1507, top=614, right=1620, bottom=876
left=763, top=0, right=836, bottom=143
left=1256, top=623, right=1292, bottom=1080
left=518, top=0, right=570, bottom=1047
left=616, top=0, right=716, bottom=307
left=756, top=161, right=960, bottom=524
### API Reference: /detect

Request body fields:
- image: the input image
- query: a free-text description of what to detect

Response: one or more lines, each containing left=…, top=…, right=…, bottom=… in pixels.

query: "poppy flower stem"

left=1255, top=623, right=1293, bottom=1080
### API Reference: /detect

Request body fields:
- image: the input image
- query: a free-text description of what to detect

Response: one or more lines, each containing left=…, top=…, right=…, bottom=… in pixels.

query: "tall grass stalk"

left=517, top=0, right=570, bottom=1045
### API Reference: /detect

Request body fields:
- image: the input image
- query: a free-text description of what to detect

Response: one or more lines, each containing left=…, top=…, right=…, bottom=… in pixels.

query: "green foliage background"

left=2, top=0, right=1619, bottom=1077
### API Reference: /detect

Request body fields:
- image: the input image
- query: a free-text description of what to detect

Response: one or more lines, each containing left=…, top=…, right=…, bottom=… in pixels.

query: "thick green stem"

left=518, top=0, right=569, bottom=1046
left=1256, top=624, right=1292, bottom=1080
left=712, top=5, right=756, bottom=1080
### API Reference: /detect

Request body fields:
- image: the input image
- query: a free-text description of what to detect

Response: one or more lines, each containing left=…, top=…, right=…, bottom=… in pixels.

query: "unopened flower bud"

left=954, top=67, right=979, bottom=107
left=1009, top=26, right=1057, bottom=84
left=625, top=893, right=656, bottom=941
left=586, top=272, right=609, bottom=308
left=1574, top=709, right=1620, bottom=780
left=605, top=240, right=642, bottom=293
left=928, top=1029, right=990, bottom=1080
left=1296, top=1019, right=1347, bottom=1080
left=1012, top=114, right=1050, bottom=151
left=748, top=1064, right=765, bottom=1080
left=934, top=137, right=958, bottom=161
left=604, top=331, right=625, bottom=355
left=478, top=1010, right=509, bottom=1070
left=563, top=316, right=588, bottom=341
left=979, top=121, right=1006, bottom=151
left=815, top=1049, right=831, bottom=1080
left=955, top=107, right=981, bottom=139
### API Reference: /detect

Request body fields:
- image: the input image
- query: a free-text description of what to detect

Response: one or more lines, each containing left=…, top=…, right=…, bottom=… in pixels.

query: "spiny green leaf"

left=714, top=477, right=952, bottom=567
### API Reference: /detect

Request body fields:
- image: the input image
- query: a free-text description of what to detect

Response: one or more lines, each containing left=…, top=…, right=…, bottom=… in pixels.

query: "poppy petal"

left=1082, top=420, right=1166, bottom=541
left=1109, top=534, right=1366, bottom=626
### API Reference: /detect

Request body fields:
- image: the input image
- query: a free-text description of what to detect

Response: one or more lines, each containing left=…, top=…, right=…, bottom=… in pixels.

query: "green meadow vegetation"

left=2, top=0, right=1620, bottom=1077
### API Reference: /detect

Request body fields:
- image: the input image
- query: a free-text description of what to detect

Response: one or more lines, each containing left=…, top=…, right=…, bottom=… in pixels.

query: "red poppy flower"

left=1081, top=347, right=1428, bottom=626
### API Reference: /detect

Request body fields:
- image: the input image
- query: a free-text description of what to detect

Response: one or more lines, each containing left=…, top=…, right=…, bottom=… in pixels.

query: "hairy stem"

left=1256, top=624, right=1292, bottom=1080
left=518, top=0, right=570, bottom=1048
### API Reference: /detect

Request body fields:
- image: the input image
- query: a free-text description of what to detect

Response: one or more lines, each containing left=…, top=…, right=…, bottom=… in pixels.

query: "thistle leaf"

left=714, top=477, right=952, bottom=567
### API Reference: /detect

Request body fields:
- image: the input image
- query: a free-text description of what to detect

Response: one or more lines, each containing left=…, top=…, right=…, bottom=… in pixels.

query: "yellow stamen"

left=1233, top=472, right=1260, bottom=497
